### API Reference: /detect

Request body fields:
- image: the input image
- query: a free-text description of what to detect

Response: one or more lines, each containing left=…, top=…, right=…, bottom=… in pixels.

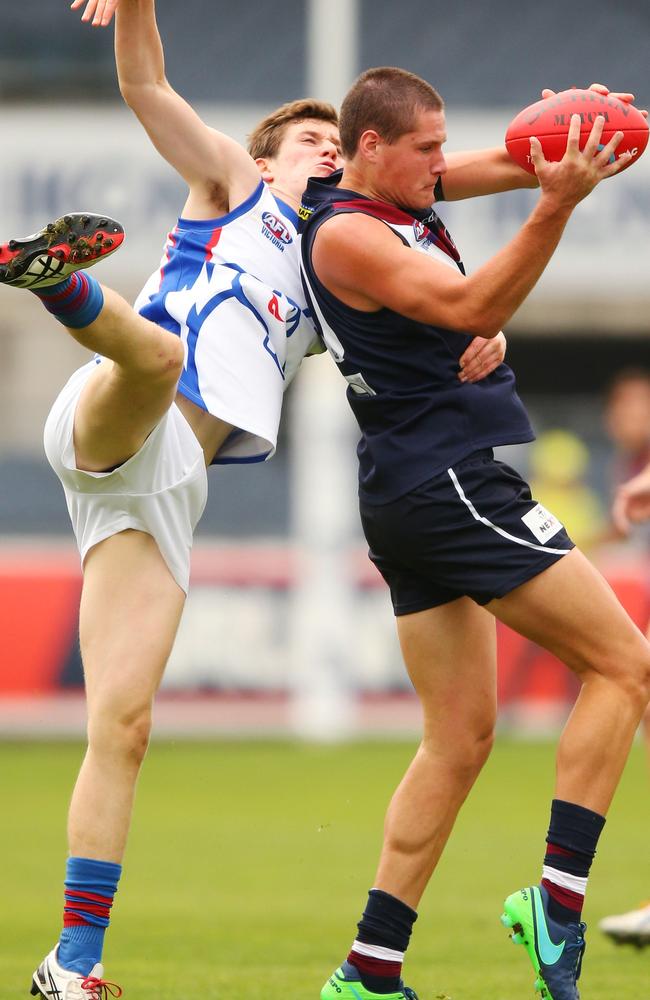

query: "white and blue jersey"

left=134, top=180, right=318, bottom=464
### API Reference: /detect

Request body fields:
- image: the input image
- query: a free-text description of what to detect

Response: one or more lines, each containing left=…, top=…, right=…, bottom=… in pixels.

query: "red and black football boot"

left=0, top=213, right=124, bottom=289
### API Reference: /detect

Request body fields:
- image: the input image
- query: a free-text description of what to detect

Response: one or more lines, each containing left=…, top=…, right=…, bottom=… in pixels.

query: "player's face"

left=374, top=108, right=447, bottom=210
left=260, top=119, right=343, bottom=199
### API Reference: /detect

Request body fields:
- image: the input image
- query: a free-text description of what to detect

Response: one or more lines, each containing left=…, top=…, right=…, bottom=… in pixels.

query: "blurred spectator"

left=599, top=456, right=650, bottom=948
left=599, top=375, right=650, bottom=947
left=604, top=368, right=650, bottom=494
left=598, top=368, right=650, bottom=548
left=528, top=429, right=605, bottom=552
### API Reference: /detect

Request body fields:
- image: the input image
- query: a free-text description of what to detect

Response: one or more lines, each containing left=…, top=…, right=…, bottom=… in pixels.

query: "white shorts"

left=43, top=360, right=208, bottom=593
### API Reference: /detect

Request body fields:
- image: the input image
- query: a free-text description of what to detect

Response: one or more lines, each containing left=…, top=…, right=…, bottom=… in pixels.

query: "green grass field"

left=2, top=738, right=648, bottom=999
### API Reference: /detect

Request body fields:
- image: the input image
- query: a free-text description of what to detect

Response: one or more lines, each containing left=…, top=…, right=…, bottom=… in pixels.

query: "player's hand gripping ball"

left=505, top=88, right=649, bottom=174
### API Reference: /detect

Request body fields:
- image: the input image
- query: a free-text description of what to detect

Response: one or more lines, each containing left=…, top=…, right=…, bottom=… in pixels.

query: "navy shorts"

left=359, top=449, right=575, bottom=615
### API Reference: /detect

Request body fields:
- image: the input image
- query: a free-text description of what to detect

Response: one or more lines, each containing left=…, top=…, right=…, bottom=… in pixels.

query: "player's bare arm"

left=442, top=147, right=538, bottom=200
left=314, top=116, right=627, bottom=338
left=72, top=0, right=259, bottom=217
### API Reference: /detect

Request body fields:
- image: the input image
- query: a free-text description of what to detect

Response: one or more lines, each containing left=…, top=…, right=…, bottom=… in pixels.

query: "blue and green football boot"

left=321, top=961, right=418, bottom=1000
left=501, top=885, right=586, bottom=1000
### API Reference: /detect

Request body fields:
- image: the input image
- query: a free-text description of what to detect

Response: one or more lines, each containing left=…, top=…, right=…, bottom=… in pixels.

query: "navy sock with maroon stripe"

left=57, top=856, right=122, bottom=975
left=542, top=799, right=606, bottom=925
left=347, top=889, right=417, bottom=993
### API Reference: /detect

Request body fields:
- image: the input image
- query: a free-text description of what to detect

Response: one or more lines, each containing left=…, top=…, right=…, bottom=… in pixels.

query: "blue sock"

left=32, top=271, right=104, bottom=329
left=57, top=856, right=122, bottom=976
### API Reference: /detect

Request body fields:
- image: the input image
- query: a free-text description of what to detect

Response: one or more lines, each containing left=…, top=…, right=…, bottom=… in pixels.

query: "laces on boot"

left=572, top=929, right=587, bottom=982
left=80, top=974, right=123, bottom=999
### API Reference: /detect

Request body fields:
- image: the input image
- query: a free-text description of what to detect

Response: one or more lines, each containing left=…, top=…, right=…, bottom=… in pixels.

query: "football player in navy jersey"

left=301, top=67, right=650, bottom=1000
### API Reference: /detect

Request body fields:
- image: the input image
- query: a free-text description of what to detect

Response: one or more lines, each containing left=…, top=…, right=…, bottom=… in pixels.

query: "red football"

left=505, top=88, right=648, bottom=174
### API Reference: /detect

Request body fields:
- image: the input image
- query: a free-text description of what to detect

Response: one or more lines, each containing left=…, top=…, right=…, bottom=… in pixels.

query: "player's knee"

left=592, top=642, right=650, bottom=715
left=151, top=335, right=185, bottom=384
left=475, top=726, right=496, bottom=767
left=128, top=331, right=184, bottom=384
left=453, top=727, right=495, bottom=784
left=119, top=712, right=152, bottom=765
left=615, top=643, right=650, bottom=706
left=630, top=647, right=650, bottom=710
left=88, top=705, right=152, bottom=767
left=424, top=723, right=494, bottom=785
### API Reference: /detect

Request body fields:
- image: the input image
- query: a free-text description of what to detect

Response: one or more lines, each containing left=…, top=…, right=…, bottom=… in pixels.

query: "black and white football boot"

left=31, top=947, right=122, bottom=999
left=0, top=214, right=124, bottom=289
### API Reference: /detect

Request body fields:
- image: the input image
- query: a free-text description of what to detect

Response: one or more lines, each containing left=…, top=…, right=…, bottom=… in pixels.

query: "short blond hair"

left=248, top=98, right=339, bottom=159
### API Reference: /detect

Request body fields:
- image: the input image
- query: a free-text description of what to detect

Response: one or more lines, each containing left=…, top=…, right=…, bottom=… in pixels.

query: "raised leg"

left=71, top=287, right=185, bottom=472
left=0, top=212, right=185, bottom=472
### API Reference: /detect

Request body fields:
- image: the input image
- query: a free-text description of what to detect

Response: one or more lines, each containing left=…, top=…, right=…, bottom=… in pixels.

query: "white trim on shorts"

left=447, top=466, right=571, bottom=557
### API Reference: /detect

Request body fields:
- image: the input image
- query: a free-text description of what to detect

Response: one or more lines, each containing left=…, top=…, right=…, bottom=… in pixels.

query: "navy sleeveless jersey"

left=299, top=171, right=534, bottom=503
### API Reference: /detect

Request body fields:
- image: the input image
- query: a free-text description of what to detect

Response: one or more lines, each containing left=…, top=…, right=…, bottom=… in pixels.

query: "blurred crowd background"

left=1, top=0, right=649, bottom=732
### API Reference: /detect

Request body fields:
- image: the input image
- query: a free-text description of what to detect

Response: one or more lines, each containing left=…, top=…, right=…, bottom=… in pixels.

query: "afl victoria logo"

left=413, top=220, right=427, bottom=242
left=262, top=212, right=293, bottom=244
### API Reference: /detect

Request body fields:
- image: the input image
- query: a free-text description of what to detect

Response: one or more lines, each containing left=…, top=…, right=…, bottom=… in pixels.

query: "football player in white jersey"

left=3, top=3, right=341, bottom=996
left=2, top=3, right=610, bottom=997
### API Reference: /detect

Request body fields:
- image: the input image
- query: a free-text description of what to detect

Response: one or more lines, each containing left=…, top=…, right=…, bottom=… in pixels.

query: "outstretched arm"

left=71, top=0, right=259, bottom=217
left=442, top=146, right=538, bottom=201
left=315, top=116, right=627, bottom=339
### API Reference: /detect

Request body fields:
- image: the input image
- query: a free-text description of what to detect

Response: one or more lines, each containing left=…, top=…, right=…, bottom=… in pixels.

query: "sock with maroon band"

left=57, top=856, right=122, bottom=975
left=347, top=888, right=417, bottom=993
left=542, top=798, right=606, bottom=924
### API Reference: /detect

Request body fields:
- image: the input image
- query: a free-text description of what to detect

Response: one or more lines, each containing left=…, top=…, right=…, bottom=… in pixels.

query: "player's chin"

left=412, top=188, right=437, bottom=209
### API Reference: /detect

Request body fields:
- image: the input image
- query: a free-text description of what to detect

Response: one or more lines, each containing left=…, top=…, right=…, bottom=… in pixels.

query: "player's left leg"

left=322, top=598, right=497, bottom=1000
left=489, top=547, right=650, bottom=999
left=32, top=530, right=186, bottom=999
left=71, top=530, right=186, bottom=862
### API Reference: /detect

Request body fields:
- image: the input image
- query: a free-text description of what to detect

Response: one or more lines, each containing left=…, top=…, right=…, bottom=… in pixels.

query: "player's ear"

left=358, top=129, right=380, bottom=161
left=256, top=157, right=274, bottom=182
